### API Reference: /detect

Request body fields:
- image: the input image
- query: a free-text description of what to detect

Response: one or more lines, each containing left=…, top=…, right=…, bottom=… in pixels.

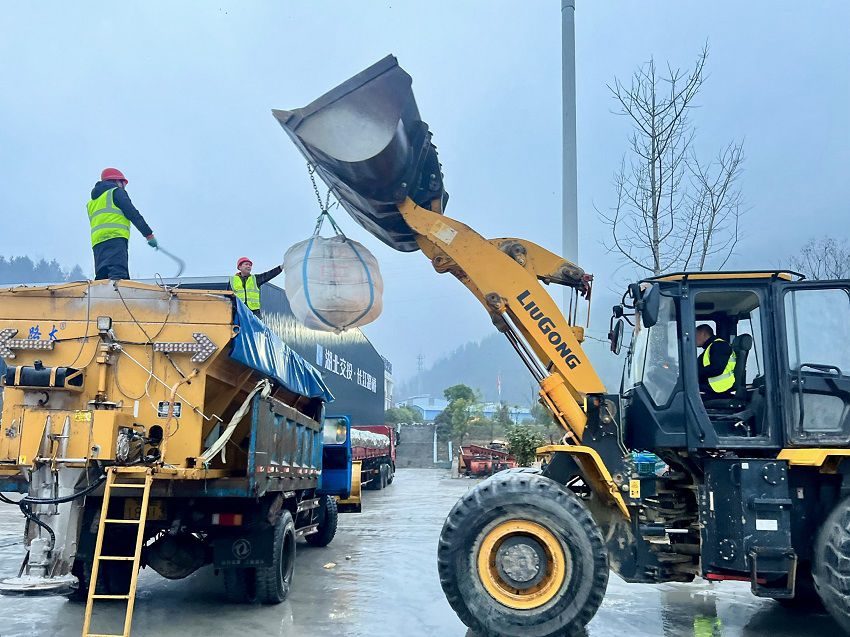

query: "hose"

left=155, top=246, right=186, bottom=277
left=19, top=472, right=107, bottom=505
left=19, top=501, right=56, bottom=550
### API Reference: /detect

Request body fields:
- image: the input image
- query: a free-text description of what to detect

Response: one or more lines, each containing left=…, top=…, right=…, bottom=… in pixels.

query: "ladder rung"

left=103, top=518, right=141, bottom=524
left=91, top=594, right=131, bottom=600
left=86, top=634, right=127, bottom=637
left=110, top=483, right=147, bottom=488
left=97, top=556, right=135, bottom=561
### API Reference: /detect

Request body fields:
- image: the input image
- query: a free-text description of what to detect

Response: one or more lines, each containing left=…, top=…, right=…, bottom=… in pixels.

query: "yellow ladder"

left=82, top=467, right=153, bottom=637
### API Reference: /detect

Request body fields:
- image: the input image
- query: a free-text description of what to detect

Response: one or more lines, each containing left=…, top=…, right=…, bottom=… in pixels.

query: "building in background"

left=382, top=356, right=394, bottom=410
left=399, top=395, right=532, bottom=424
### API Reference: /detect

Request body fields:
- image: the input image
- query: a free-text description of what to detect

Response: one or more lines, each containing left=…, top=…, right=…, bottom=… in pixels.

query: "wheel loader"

left=275, top=55, right=850, bottom=636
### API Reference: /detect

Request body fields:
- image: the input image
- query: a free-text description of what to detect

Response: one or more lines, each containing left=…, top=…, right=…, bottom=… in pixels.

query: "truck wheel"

left=438, top=472, right=608, bottom=637
left=380, top=464, right=388, bottom=489
left=305, top=496, right=338, bottom=548
left=364, top=468, right=380, bottom=491
left=814, top=496, right=850, bottom=629
left=386, top=465, right=395, bottom=485
left=223, top=567, right=256, bottom=603
left=254, top=509, right=296, bottom=604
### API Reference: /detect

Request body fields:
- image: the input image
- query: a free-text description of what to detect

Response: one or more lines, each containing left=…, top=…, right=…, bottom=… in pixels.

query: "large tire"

left=253, top=509, right=296, bottom=604
left=305, top=496, right=338, bottom=548
left=814, top=497, right=850, bottom=630
left=386, top=464, right=395, bottom=485
left=438, top=472, right=608, bottom=637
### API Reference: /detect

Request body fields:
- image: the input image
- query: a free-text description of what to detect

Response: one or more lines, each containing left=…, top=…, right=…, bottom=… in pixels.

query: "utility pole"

left=562, top=0, right=578, bottom=314
left=416, top=353, right=424, bottom=396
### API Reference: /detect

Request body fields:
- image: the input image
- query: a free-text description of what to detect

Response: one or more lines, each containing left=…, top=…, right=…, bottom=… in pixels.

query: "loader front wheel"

left=438, top=472, right=608, bottom=637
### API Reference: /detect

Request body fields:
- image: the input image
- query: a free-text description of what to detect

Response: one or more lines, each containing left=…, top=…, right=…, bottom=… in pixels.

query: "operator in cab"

left=695, top=324, right=736, bottom=398
left=230, top=257, right=283, bottom=317
left=88, top=168, right=158, bottom=280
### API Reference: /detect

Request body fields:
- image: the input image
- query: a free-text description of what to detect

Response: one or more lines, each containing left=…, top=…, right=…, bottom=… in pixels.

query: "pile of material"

left=351, top=428, right=389, bottom=450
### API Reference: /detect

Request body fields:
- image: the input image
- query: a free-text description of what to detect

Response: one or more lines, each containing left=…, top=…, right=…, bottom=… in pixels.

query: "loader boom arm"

left=397, top=198, right=604, bottom=443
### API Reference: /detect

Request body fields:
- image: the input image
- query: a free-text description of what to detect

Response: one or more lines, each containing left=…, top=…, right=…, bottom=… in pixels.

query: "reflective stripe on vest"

left=702, top=339, right=737, bottom=393
left=231, top=274, right=261, bottom=310
left=87, top=188, right=131, bottom=247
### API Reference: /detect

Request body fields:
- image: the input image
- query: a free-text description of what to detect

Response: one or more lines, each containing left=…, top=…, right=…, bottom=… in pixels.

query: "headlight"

left=323, top=419, right=348, bottom=445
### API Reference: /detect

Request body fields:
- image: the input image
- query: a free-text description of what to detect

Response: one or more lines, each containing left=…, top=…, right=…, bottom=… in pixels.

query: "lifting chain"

left=307, top=163, right=346, bottom=239
left=307, top=162, right=334, bottom=213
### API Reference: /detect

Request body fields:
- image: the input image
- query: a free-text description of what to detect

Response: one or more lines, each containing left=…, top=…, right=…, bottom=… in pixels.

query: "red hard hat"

left=101, top=167, right=127, bottom=183
left=237, top=257, right=253, bottom=268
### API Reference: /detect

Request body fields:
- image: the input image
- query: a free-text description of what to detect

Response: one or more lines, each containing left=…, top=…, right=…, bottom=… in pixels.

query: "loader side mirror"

left=609, top=318, right=625, bottom=355
left=640, top=284, right=661, bottom=328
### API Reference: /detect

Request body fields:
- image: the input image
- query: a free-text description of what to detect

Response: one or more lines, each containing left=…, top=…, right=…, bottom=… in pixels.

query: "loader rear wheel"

left=438, top=472, right=608, bottom=637
left=813, top=496, right=850, bottom=630
left=253, top=509, right=296, bottom=604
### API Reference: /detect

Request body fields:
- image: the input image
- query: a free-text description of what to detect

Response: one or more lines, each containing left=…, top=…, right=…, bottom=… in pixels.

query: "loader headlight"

left=323, top=419, right=348, bottom=445
left=97, top=316, right=113, bottom=332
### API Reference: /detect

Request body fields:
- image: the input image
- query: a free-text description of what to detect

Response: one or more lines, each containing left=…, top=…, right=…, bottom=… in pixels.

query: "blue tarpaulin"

left=229, top=298, right=334, bottom=403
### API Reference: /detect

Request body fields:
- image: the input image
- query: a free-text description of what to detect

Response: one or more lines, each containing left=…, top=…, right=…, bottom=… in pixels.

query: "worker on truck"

left=230, top=256, right=282, bottom=316
left=695, top=324, right=736, bottom=398
left=88, top=168, right=157, bottom=280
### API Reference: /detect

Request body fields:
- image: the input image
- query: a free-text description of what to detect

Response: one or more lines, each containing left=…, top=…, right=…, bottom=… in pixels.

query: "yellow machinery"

left=275, top=56, right=850, bottom=636
left=0, top=280, right=347, bottom=636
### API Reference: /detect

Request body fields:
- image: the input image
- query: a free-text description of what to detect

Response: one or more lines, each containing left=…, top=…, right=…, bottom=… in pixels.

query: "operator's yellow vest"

left=702, top=339, right=736, bottom=393
left=87, top=188, right=131, bottom=247
left=232, top=274, right=261, bottom=310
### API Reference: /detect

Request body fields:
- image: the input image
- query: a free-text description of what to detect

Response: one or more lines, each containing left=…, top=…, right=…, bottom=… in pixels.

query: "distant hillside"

left=396, top=331, right=626, bottom=407
left=0, top=256, right=85, bottom=284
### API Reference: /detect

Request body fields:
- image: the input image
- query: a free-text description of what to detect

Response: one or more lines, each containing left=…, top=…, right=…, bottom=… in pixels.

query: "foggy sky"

left=1, top=1, right=848, bottom=382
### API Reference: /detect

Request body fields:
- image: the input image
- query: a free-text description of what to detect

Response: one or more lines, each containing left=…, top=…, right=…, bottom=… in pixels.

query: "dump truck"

left=0, top=280, right=353, bottom=636
left=275, top=55, right=850, bottom=636
left=351, top=424, right=396, bottom=490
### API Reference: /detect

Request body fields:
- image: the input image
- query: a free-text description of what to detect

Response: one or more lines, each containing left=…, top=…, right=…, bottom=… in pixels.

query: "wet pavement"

left=0, top=468, right=842, bottom=636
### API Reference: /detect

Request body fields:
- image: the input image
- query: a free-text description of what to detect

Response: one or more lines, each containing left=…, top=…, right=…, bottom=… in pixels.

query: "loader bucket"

left=273, top=55, right=447, bottom=252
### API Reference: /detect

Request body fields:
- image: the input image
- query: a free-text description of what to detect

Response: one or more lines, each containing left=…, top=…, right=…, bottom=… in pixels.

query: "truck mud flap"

left=337, top=460, right=362, bottom=513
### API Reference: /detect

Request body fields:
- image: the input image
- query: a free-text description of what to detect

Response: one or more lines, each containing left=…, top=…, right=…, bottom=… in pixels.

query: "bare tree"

left=790, top=236, right=850, bottom=280
left=599, top=46, right=745, bottom=276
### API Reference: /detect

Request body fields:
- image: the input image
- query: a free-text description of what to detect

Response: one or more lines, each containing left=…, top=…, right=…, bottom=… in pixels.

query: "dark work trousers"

left=93, top=237, right=130, bottom=280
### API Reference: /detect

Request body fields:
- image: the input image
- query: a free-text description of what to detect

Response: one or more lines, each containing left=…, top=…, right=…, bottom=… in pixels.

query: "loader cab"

left=618, top=271, right=850, bottom=451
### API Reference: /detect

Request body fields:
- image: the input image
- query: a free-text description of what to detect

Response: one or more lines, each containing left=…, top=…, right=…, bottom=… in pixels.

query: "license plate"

left=123, top=498, right=166, bottom=521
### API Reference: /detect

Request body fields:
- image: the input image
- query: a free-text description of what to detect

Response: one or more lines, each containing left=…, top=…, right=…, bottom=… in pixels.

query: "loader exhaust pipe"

left=273, top=55, right=448, bottom=252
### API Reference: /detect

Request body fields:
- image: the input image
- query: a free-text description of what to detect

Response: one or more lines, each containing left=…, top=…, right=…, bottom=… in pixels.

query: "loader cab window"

left=784, top=287, right=850, bottom=441
left=627, top=295, right=680, bottom=406
left=693, top=290, right=767, bottom=437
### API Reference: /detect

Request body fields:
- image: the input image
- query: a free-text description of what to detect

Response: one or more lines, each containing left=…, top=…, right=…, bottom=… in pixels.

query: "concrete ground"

left=0, top=468, right=842, bottom=637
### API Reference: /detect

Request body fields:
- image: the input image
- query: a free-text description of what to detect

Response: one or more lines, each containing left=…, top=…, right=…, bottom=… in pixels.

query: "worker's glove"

left=146, top=235, right=159, bottom=248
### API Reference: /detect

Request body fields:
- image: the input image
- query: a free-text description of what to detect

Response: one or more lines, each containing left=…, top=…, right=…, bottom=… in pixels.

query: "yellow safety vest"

left=702, top=339, right=736, bottom=393
left=231, top=274, right=261, bottom=310
left=87, top=188, right=131, bottom=247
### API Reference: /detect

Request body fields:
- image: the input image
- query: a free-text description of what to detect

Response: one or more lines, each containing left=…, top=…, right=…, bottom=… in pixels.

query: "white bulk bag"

left=284, top=217, right=383, bottom=332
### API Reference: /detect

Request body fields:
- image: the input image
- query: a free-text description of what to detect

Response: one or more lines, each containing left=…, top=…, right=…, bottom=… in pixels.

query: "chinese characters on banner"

left=316, top=344, right=378, bottom=393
